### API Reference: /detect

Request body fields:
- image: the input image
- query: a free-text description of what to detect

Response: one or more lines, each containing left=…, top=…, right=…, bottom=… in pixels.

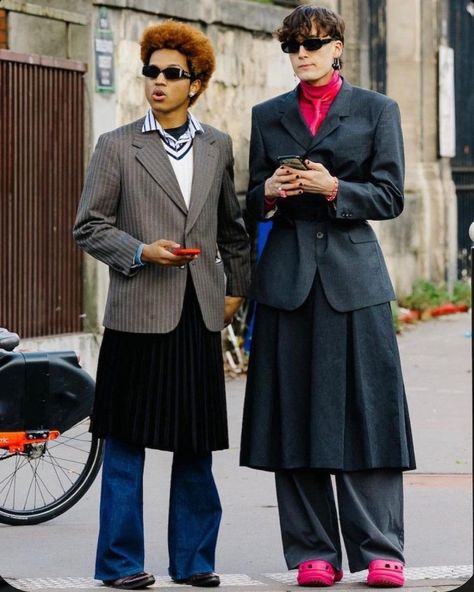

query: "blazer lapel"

left=306, top=79, right=353, bottom=151
left=132, top=124, right=188, bottom=215
left=185, top=131, right=218, bottom=234
left=280, top=89, right=313, bottom=151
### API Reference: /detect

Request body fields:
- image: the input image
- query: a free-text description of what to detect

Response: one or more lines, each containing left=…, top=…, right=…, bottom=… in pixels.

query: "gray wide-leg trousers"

left=275, top=469, right=405, bottom=573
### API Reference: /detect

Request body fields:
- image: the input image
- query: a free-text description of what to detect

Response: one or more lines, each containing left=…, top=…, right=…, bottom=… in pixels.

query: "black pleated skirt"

left=240, top=272, right=416, bottom=472
left=91, top=278, right=228, bottom=453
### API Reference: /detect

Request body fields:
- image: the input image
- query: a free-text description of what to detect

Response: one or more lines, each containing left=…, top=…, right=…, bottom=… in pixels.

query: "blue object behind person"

left=243, top=221, right=273, bottom=354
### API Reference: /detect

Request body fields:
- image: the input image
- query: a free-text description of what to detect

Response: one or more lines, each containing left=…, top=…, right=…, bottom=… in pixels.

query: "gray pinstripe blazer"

left=73, top=118, right=250, bottom=333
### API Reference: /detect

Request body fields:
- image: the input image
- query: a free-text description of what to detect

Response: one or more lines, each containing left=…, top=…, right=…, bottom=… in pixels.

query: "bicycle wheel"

left=0, top=418, right=103, bottom=525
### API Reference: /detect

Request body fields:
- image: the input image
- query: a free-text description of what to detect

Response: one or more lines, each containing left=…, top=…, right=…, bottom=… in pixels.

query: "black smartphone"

left=277, top=155, right=308, bottom=170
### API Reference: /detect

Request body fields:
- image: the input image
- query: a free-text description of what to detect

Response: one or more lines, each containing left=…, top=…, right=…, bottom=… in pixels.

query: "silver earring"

left=189, top=92, right=195, bottom=97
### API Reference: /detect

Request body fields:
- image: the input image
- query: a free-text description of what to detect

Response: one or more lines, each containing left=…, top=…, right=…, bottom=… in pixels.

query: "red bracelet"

left=326, top=176, right=339, bottom=202
left=264, top=195, right=278, bottom=211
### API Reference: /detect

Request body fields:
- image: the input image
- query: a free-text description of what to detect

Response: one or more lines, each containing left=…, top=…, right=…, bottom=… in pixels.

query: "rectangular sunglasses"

left=142, top=64, right=192, bottom=80
left=281, top=38, right=334, bottom=54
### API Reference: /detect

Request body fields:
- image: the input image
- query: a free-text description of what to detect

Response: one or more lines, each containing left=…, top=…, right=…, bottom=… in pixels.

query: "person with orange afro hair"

left=140, top=20, right=216, bottom=106
left=74, top=19, right=250, bottom=590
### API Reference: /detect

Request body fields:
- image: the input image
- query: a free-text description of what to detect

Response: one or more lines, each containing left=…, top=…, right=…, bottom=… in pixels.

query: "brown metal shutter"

left=0, top=50, right=86, bottom=338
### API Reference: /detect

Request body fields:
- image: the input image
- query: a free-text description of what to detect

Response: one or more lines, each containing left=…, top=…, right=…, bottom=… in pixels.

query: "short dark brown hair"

left=275, top=5, right=345, bottom=44
left=140, top=20, right=216, bottom=105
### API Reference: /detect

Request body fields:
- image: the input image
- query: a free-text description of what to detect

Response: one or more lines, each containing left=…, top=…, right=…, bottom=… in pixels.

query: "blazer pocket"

left=348, top=225, right=378, bottom=244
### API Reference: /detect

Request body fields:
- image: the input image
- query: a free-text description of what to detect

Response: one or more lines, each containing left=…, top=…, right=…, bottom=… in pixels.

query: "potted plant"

left=451, top=280, right=471, bottom=312
left=401, top=280, right=442, bottom=320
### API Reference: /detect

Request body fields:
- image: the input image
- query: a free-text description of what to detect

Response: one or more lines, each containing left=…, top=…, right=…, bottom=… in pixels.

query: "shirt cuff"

left=264, top=205, right=278, bottom=219
left=264, top=195, right=278, bottom=219
left=132, top=243, right=146, bottom=268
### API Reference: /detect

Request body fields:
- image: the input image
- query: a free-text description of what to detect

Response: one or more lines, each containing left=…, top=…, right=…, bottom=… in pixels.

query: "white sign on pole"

left=438, top=45, right=456, bottom=158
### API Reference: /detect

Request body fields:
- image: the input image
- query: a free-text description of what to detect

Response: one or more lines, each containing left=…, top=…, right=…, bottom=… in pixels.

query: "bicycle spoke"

left=24, top=461, right=49, bottom=510
left=45, top=450, right=76, bottom=488
left=51, top=429, right=90, bottom=442
left=47, top=440, right=92, bottom=455
left=39, top=450, right=86, bottom=468
left=32, top=456, right=71, bottom=508
left=0, top=456, right=20, bottom=507
left=0, top=455, right=28, bottom=495
left=48, top=436, right=91, bottom=446
left=48, top=430, right=90, bottom=443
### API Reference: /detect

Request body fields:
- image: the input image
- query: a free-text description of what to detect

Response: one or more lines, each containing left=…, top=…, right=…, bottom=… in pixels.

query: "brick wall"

left=0, top=9, right=7, bottom=49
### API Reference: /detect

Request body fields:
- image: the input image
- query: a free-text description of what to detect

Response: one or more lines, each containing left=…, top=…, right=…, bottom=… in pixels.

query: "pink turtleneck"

left=298, top=71, right=343, bottom=135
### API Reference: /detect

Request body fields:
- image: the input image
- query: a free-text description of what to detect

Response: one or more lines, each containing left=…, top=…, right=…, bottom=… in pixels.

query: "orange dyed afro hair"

left=140, top=20, right=216, bottom=105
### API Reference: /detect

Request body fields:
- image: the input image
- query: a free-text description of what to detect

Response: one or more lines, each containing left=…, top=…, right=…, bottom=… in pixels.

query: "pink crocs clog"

left=367, top=559, right=404, bottom=587
left=297, top=560, right=343, bottom=587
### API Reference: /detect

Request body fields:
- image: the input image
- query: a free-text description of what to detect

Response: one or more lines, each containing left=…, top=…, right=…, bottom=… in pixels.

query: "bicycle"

left=0, top=328, right=103, bottom=525
left=222, top=299, right=252, bottom=376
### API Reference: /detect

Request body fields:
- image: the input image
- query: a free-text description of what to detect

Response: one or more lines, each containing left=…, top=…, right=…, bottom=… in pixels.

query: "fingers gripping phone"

left=277, top=155, right=308, bottom=170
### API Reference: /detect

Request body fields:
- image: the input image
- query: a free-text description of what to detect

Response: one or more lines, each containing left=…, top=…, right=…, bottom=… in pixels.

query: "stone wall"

left=384, top=0, right=457, bottom=295
left=3, top=0, right=90, bottom=58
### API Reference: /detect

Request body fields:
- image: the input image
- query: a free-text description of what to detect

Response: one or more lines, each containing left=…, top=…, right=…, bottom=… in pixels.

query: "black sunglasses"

left=142, top=64, right=192, bottom=80
left=281, top=37, right=334, bottom=54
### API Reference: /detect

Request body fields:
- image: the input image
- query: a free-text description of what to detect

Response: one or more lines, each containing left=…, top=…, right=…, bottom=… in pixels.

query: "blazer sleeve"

left=333, top=99, right=405, bottom=221
left=217, top=134, right=251, bottom=297
left=245, top=107, right=277, bottom=222
left=73, top=133, right=142, bottom=277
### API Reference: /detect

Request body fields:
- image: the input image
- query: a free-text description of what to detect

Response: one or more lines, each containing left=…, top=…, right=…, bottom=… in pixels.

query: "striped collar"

left=142, top=110, right=204, bottom=160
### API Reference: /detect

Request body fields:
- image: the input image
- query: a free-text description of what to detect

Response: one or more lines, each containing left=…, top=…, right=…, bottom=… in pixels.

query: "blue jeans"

left=95, top=438, right=222, bottom=581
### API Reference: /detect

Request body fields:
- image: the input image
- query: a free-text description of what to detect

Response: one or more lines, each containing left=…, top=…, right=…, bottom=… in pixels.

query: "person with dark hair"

left=74, top=20, right=250, bottom=590
left=240, top=5, right=415, bottom=588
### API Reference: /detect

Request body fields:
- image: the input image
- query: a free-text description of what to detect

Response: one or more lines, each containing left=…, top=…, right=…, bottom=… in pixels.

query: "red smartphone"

left=172, top=248, right=201, bottom=256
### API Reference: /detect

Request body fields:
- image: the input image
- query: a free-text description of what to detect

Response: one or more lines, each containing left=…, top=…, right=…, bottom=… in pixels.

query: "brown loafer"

left=173, top=573, right=220, bottom=587
left=103, top=572, right=155, bottom=589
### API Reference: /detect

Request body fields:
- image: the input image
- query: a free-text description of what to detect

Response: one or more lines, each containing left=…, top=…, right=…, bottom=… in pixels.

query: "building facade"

left=0, top=0, right=470, bottom=371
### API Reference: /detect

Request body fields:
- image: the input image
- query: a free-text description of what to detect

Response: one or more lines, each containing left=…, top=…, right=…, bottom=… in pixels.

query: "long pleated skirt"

left=240, top=273, right=416, bottom=472
left=91, top=278, right=228, bottom=454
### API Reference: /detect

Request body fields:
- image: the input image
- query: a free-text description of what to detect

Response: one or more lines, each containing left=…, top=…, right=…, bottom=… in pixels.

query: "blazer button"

left=316, top=232, right=324, bottom=239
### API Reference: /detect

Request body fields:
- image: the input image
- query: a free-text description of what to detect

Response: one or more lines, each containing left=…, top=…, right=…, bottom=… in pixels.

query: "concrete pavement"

left=1, top=312, right=472, bottom=592
left=2, top=573, right=472, bottom=592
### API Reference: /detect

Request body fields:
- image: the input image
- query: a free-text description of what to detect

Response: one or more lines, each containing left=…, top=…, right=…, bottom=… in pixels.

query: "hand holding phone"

left=141, top=240, right=201, bottom=267
left=263, top=156, right=307, bottom=200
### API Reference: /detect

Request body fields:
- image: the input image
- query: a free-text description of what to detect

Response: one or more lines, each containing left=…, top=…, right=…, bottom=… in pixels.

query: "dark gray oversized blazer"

left=74, top=118, right=250, bottom=333
left=247, top=79, right=404, bottom=312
